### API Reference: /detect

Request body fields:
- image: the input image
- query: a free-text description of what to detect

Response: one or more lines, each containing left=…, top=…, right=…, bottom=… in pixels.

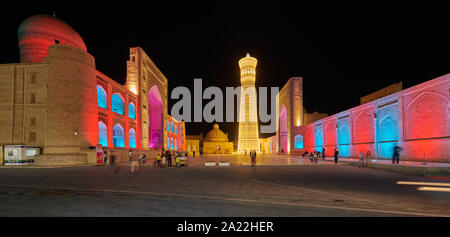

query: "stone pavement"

left=1, top=154, right=449, bottom=177
left=184, top=154, right=335, bottom=167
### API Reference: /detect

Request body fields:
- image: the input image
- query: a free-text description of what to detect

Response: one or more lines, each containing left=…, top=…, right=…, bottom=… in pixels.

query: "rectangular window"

left=30, top=73, right=37, bottom=84
left=30, top=93, right=36, bottom=104
left=29, top=132, right=36, bottom=142
left=30, top=117, right=36, bottom=127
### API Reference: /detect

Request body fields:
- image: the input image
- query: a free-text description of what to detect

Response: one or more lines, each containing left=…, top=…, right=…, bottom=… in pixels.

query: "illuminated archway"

left=112, top=93, right=124, bottom=115
left=338, top=124, right=350, bottom=157
left=98, top=121, right=108, bottom=147
left=149, top=85, right=163, bottom=148
left=279, top=105, right=287, bottom=154
left=377, top=115, right=398, bottom=158
left=314, top=125, right=324, bottom=152
left=112, top=124, right=125, bottom=147
left=129, top=128, right=136, bottom=148
left=294, top=135, right=303, bottom=149
left=97, top=85, right=107, bottom=109
left=128, top=103, right=136, bottom=119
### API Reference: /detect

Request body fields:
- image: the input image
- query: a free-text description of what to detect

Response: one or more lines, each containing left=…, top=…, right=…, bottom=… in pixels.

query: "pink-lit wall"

left=301, top=75, right=449, bottom=162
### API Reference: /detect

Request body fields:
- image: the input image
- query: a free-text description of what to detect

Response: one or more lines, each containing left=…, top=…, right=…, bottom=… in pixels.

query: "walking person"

left=365, top=151, right=371, bottom=167
left=109, top=152, right=120, bottom=175
left=142, top=154, right=146, bottom=165
left=193, top=150, right=195, bottom=157
left=139, top=153, right=146, bottom=168
left=130, top=151, right=140, bottom=175
left=359, top=151, right=364, bottom=167
left=333, top=147, right=339, bottom=164
left=392, top=144, right=402, bottom=164
left=322, top=146, right=326, bottom=159
left=252, top=150, right=257, bottom=167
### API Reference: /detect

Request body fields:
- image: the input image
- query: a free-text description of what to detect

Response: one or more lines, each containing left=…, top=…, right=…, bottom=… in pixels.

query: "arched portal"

left=128, top=103, right=136, bottom=119
left=129, top=128, right=136, bottom=148
left=149, top=85, right=163, bottom=148
left=113, top=124, right=125, bottom=147
left=294, top=135, right=303, bottom=149
left=279, top=105, right=288, bottom=154
left=98, top=121, right=108, bottom=147
left=97, top=85, right=107, bottom=109
left=112, top=93, right=124, bottom=115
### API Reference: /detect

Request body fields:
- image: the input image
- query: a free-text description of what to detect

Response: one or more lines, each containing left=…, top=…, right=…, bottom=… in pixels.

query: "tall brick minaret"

left=237, top=53, right=260, bottom=152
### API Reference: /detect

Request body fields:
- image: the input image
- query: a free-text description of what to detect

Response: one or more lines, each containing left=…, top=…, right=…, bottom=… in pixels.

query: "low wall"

left=104, top=148, right=160, bottom=164
left=34, top=154, right=87, bottom=166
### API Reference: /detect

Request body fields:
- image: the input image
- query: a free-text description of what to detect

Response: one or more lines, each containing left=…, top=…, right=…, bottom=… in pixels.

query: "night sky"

left=2, top=2, right=450, bottom=141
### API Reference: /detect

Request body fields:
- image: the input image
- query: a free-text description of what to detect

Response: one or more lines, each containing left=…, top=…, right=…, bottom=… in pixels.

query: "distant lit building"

left=203, top=124, right=234, bottom=154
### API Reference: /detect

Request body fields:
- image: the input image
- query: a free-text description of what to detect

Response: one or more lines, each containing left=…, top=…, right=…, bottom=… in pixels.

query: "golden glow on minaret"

left=237, top=53, right=260, bottom=152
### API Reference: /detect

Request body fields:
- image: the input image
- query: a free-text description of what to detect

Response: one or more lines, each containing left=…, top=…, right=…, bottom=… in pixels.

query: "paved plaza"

left=0, top=156, right=449, bottom=217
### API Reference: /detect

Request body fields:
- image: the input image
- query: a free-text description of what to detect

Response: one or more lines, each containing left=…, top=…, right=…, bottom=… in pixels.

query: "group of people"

left=301, top=146, right=340, bottom=164
left=302, top=150, right=325, bottom=163
left=128, top=150, right=147, bottom=174
left=300, top=144, right=403, bottom=166
left=155, top=148, right=174, bottom=168
left=100, top=150, right=147, bottom=175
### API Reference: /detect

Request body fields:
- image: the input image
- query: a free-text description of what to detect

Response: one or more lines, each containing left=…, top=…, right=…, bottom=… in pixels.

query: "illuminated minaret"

left=237, top=53, right=260, bottom=152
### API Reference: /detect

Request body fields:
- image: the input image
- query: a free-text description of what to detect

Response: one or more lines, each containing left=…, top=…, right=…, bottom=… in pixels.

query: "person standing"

left=322, top=146, right=326, bottom=159
left=249, top=150, right=255, bottom=166
left=155, top=153, right=161, bottom=167
left=193, top=150, right=195, bottom=157
left=333, top=147, right=339, bottom=164
left=166, top=151, right=172, bottom=167
left=252, top=150, right=257, bottom=167
left=128, top=150, right=133, bottom=165
left=392, top=144, right=402, bottom=164
left=103, top=150, right=108, bottom=166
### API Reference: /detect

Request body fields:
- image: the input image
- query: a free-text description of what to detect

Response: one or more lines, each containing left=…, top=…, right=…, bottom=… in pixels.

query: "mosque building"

left=0, top=14, right=185, bottom=166
left=203, top=124, right=234, bottom=154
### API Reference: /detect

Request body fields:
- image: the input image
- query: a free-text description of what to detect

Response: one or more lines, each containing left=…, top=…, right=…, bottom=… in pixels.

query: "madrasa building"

left=0, top=14, right=186, bottom=166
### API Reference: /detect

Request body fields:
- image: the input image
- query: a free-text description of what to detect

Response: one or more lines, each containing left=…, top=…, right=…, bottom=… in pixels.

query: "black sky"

left=1, top=2, right=450, bottom=141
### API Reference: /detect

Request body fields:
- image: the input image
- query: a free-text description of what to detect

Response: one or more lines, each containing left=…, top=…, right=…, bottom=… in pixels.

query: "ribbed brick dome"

left=18, top=14, right=87, bottom=63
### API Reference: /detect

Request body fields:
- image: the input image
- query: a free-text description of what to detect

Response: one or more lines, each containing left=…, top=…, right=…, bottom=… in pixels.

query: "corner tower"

left=237, top=53, right=260, bottom=152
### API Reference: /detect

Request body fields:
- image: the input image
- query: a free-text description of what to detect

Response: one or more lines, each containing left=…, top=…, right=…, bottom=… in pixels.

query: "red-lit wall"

left=96, top=71, right=139, bottom=150
left=301, top=74, right=449, bottom=162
